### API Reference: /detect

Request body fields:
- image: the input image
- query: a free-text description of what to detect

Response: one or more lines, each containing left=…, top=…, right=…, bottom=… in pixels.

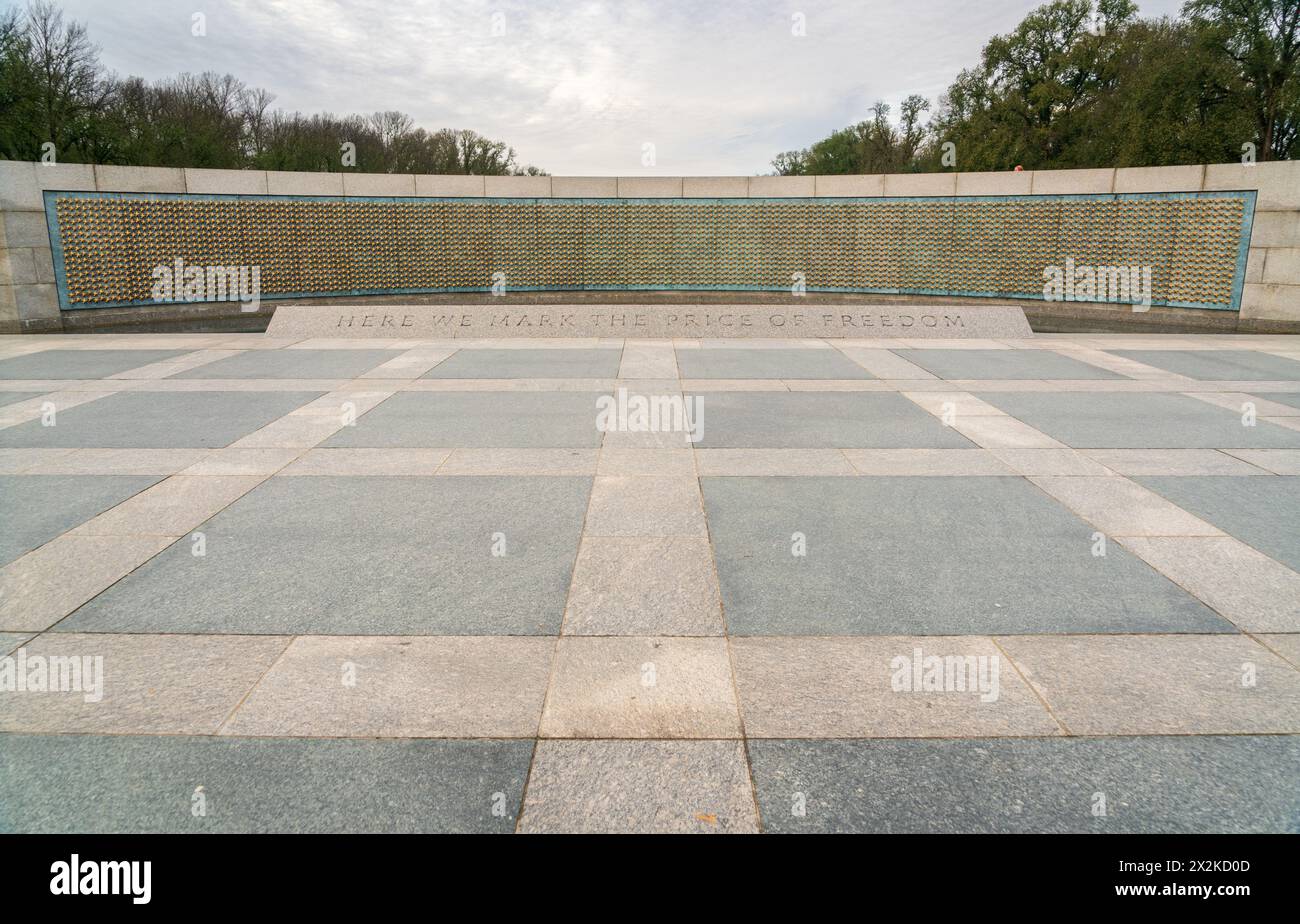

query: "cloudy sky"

left=47, top=0, right=1186, bottom=175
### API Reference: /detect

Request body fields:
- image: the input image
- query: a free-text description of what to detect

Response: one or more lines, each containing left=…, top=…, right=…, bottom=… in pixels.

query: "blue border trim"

left=44, top=189, right=1257, bottom=312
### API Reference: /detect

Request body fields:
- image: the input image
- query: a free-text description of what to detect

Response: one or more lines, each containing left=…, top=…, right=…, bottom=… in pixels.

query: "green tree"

left=0, top=0, right=544, bottom=174
left=772, top=96, right=932, bottom=175
left=1184, top=0, right=1300, bottom=159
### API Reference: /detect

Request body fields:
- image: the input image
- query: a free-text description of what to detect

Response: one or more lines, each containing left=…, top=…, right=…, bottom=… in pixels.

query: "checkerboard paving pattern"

left=1, top=332, right=1298, bottom=833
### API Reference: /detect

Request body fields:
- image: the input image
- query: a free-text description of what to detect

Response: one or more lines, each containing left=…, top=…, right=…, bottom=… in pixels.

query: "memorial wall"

left=1, top=161, right=1297, bottom=333
left=46, top=190, right=1251, bottom=312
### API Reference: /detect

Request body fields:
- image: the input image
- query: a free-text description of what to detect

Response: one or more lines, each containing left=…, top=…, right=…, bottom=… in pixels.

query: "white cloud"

left=52, top=0, right=1190, bottom=174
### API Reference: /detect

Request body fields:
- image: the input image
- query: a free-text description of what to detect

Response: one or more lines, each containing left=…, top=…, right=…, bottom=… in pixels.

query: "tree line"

left=773, top=0, right=1298, bottom=174
left=0, top=1, right=544, bottom=175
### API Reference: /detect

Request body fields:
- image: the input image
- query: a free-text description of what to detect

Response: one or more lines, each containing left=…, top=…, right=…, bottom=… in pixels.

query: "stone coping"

left=264, top=304, right=1034, bottom=339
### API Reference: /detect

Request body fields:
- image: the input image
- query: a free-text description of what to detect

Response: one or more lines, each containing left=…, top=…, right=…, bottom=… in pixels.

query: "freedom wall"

left=1, top=161, right=1297, bottom=333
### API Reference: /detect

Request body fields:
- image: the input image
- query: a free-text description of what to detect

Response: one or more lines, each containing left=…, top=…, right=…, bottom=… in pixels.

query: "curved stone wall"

left=45, top=190, right=1254, bottom=312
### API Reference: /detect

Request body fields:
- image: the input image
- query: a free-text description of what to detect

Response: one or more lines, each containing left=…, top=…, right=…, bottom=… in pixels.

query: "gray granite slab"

left=222, top=636, right=553, bottom=737
left=0, top=734, right=532, bottom=833
left=322, top=391, right=606, bottom=448
left=692, top=392, right=977, bottom=449
left=0, top=474, right=161, bottom=565
left=0, top=391, right=324, bottom=449
left=175, top=349, right=400, bottom=379
left=675, top=348, right=872, bottom=380
left=0, top=350, right=190, bottom=380
left=894, top=349, right=1123, bottom=380
left=0, top=633, right=291, bottom=735
left=0, top=633, right=33, bottom=655
left=975, top=392, right=1300, bottom=448
left=422, top=348, right=623, bottom=378
left=1135, top=476, right=1300, bottom=571
left=56, top=475, right=590, bottom=634
left=1259, top=392, right=1300, bottom=411
left=1111, top=349, right=1300, bottom=381
left=748, top=736, right=1300, bottom=833
left=702, top=476, right=1228, bottom=635
left=265, top=304, right=1033, bottom=339
left=519, top=740, right=758, bottom=833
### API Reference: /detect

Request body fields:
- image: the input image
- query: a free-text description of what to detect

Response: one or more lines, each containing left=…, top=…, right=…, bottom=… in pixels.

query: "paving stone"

left=998, top=634, right=1300, bottom=735
left=71, top=475, right=264, bottom=537
left=597, top=447, right=695, bottom=476
left=0, top=391, right=324, bottom=449
left=437, top=448, right=597, bottom=475
left=1118, top=536, right=1300, bottom=632
left=731, top=637, right=1060, bottom=737
left=0, top=633, right=32, bottom=654
left=175, top=349, right=400, bottom=379
left=842, top=448, right=1013, bottom=475
left=423, top=348, right=622, bottom=378
left=675, top=348, right=872, bottom=380
left=563, top=538, right=723, bottom=635
left=223, top=636, right=553, bottom=737
left=1133, top=476, right=1300, bottom=570
left=0, top=350, right=189, bottom=380
left=1112, top=350, right=1300, bottom=381
left=1260, top=392, right=1300, bottom=411
left=584, top=476, right=706, bottom=537
left=1046, top=347, right=1179, bottom=379
left=56, top=476, right=590, bottom=635
left=284, top=389, right=395, bottom=417
left=518, top=740, right=757, bottom=833
left=0, top=535, right=176, bottom=632
left=599, top=422, right=699, bottom=448
left=976, top=392, right=1300, bottom=448
left=0, top=474, right=161, bottom=565
left=33, top=448, right=207, bottom=475
left=540, top=637, right=741, bottom=738
left=0, top=448, right=76, bottom=474
left=617, top=346, right=677, bottom=378
left=747, top=736, right=1300, bottom=833
left=1184, top=391, right=1300, bottom=417
left=692, top=392, right=976, bottom=449
left=987, top=448, right=1114, bottom=475
left=895, top=349, right=1123, bottom=380
left=947, top=415, right=1066, bottom=448
left=408, top=377, right=617, bottom=392
left=1264, top=415, right=1300, bottom=433
left=902, top=391, right=1007, bottom=416
left=834, top=348, right=936, bottom=379
left=357, top=349, right=456, bottom=379
left=1083, top=449, right=1266, bottom=476
left=0, top=735, right=532, bottom=832
left=0, top=633, right=289, bottom=734
left=1029, top=476, right=1223, bottom=537
left=1221, top=448, right=1300, bottom=474
left=0, top=391, right=119, bottom=431
left=1261, top=634, right=1300, bottom=667
left=694, top=448, right=856, bottom=475
left=322, top=391, right=606, bottom=448
left=702, top=476, right=1228, bottom=635
left=279, top=448, right=450, bottom=476
left=178, top=447, right=301, bottom=476
left=229, top=414, right=347, bottom=448
left=106, top=350, right=239, bottom=380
